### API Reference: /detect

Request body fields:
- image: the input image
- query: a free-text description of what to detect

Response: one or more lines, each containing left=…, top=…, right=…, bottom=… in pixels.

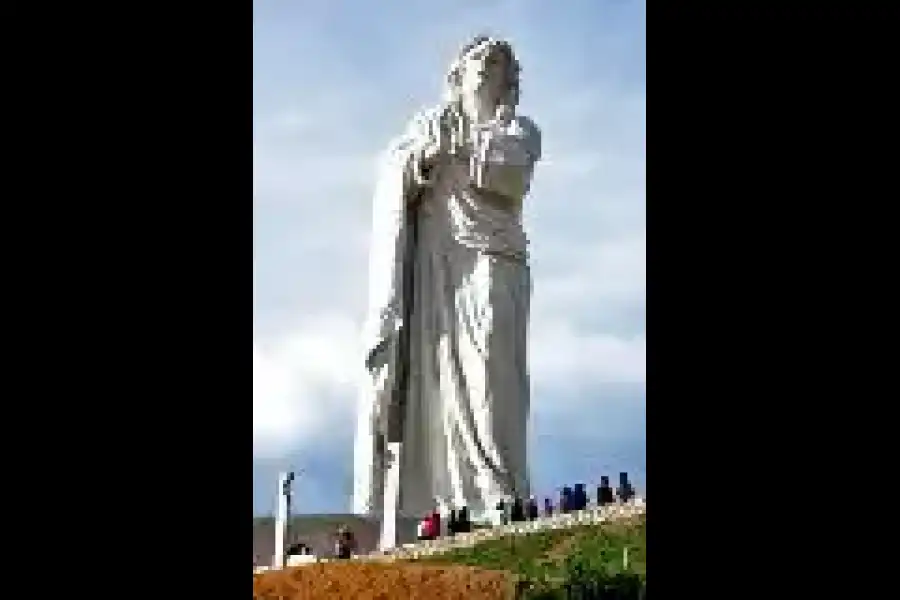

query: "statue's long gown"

left=353, top=106, right=542, bottom=519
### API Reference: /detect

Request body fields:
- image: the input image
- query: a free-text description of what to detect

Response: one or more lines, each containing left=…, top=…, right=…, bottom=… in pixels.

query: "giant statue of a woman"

left=353, top=36, right=542, bottom=524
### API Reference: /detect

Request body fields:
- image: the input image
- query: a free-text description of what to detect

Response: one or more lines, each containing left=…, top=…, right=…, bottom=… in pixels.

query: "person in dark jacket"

left=448, top=508, right=458, bottom=535
left=617, top=472, right=635, bottom=502
left=456, top=506, right=471, bottom=533
left=572, top=483, right=588, bottom=511
left=560, top=486, right=572, bottom=513
left=510, top=496, right=525, bottom=522
left=598, top=475, right=614, bottom=506
left=334, top=526, right=356, bottom=559
left=526, top=496, right=539, bottom=521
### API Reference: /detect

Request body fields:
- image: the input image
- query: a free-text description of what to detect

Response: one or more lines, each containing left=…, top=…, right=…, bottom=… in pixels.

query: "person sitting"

left=286, top=541, right=310, bottom=557
left=597, top=475, right=614, bottom=506
left=430, top=509, right=442, bottom=538
left=617, top=472, right=635, bottom=502
left=286, top=541, right=316, bottom=565
left=456, top=506, right=471, bottom=533
left=418, top=513, right=437, bottom=541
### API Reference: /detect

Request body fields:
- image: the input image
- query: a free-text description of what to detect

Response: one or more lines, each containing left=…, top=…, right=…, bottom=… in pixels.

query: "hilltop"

left=253, top=512, right=646, bottom=599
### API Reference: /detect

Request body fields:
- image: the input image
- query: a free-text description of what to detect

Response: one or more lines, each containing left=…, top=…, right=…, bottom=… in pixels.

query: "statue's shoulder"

left=411, top=104, right=444, bottom=126
left=391, top=106, right=441, bottom=146
left=406, top=104, right=445, bottom=139
left=510, top=114, right=542, bottom=160
left=513, top=114, right=540, bottom=137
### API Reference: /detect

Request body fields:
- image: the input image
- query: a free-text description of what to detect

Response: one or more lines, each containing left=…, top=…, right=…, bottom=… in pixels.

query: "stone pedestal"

left=273, top=472, right=291, bottom=568
left=378, top=442, right=402, bottom=551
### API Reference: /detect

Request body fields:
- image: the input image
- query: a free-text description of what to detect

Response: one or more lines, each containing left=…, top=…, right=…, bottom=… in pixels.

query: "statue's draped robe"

left=353, top=106, right=541, bottom=519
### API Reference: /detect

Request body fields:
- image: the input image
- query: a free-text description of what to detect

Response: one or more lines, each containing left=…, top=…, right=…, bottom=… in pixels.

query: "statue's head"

left=445, top=35, right=520, bottom=114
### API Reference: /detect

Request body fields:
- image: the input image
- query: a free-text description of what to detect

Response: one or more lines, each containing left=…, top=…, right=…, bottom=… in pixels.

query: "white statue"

left=353, top=35, right=542, bottom=524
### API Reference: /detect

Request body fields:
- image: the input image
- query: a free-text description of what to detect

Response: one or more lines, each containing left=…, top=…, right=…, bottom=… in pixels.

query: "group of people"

left=278, top=526, right=358, bottom=563
left=416, top=506, right=473, bottom=541
left=555, top=473, right=636, bottom=513
left=416, top=472, right=638, bottom=541
left=266, top=472, right=639, bottom=564
left=282, top=541, right=317, bottom=565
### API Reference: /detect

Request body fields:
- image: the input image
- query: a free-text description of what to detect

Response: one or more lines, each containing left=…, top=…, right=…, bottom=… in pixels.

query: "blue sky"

left=253, top=0, right=645, bottom=515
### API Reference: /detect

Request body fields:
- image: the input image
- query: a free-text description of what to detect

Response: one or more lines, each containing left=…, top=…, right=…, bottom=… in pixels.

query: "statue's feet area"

left=253, top=500, right=645, bottom=569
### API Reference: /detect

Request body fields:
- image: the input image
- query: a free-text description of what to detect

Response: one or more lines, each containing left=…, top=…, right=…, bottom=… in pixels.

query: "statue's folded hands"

left=471, top=118, right=540, bottom=204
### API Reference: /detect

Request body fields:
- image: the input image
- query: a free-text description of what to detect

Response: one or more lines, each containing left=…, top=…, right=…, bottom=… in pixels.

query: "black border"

left=649, top=5, right=814, bottom=596
left=5, top=2, right=248, bottom=598
left=651, top=5, right=893, bottom=599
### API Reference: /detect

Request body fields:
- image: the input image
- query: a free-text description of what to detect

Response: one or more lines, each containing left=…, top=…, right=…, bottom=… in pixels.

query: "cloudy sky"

left=253, top=0, right=645, bottom=515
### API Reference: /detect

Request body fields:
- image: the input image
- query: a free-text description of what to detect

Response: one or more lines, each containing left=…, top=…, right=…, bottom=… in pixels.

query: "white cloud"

left=530, top=238, right=644, bottom=384
left=253, top=315, right=644, bottom=460
left=253, top=344, right=302, bottom=458
left=253, top=313, right=360, bottom=459
left=531, top=326, right=645, bottom=388
left=534, top=232, right=645, bottom=309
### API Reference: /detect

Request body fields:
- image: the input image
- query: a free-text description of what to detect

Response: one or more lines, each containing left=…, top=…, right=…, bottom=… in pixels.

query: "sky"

left=253, top=0, right=646, bottom=516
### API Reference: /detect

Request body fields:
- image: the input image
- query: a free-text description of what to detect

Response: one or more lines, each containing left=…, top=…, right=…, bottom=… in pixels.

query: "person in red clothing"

left=432, top=509, right=442, bottom=537
left=417, top=510, right=443, bottom=541
left=417, top=514, right=432, bottom=540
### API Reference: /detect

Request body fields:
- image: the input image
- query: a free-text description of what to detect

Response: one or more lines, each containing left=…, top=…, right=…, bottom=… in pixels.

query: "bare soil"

left=253, top=561, right=516, bottom=600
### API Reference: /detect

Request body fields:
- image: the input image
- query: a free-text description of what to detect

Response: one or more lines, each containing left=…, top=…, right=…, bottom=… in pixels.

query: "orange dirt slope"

left=253, top=561, right=517, bottom=600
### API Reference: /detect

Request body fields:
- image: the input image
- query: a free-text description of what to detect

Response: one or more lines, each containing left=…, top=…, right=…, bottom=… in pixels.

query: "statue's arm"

left=391, top=106, right=452, bottom=203
left=512, top=115, right=542, bottom=164
left=476, top=115, right=542, bottom=201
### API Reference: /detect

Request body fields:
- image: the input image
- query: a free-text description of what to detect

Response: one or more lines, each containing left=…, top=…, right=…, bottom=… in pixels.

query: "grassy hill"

left=253, top=513, right=646, bottom=599
left=410, top=513, right=646, bottom=598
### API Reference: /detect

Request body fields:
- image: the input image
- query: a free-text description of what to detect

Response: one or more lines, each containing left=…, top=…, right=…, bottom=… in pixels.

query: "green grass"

left=409, top=514, right=646, bottom=598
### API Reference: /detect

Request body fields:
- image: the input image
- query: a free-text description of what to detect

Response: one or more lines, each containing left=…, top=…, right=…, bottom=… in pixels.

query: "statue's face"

left=460, top=47, right=509, bottom=108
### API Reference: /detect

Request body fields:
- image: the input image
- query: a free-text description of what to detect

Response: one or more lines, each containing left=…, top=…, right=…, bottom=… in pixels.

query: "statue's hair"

left=444, top=35, right=521, bottom=109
